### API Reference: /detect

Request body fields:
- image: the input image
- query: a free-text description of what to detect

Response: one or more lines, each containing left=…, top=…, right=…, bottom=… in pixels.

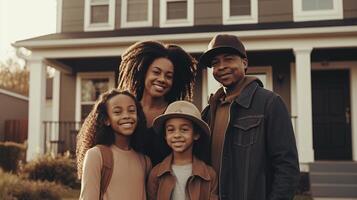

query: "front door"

left=312, top=70, right=352, bottom=160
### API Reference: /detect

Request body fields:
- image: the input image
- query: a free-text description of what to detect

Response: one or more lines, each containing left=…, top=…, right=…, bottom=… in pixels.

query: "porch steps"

left=310, top=162, right=357, bottom=198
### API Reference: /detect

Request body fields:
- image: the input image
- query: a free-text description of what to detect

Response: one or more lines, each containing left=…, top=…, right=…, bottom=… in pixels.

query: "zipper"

left=218, top=102, right=233, bottom=199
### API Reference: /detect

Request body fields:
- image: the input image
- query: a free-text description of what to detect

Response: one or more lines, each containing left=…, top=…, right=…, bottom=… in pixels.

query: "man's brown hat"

left=199, top=34, right=247, bottom=68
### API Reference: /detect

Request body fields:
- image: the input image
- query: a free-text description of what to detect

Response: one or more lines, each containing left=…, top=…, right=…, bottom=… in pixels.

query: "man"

left=199, top=34, right=300, bottom=200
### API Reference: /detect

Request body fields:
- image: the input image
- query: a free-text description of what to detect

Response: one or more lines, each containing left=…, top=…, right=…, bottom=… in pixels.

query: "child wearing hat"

left=147, top=101, right=218, bottom=200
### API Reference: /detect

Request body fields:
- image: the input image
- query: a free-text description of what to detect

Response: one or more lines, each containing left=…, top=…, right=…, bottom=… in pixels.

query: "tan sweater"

left=210, top=77, right=258, bottom=174
left=80, top=145, right=150, bottom=200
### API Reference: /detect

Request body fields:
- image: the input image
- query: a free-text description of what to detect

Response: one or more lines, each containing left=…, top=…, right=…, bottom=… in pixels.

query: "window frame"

left=121, top=0, right=153, bottom=28
left=222, top=0, right=258, bottom=25
left=293, top=0, right=343, bottom=22
left=246, top=66, right=273, bottom=91
left=160, top=0, right=194, bottom=27
left=84, top=0, right=116, bottom=31
left=75, top=72, right=115, bottom=122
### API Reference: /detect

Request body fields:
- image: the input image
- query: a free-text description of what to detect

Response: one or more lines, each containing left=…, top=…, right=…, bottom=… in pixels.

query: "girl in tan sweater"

left=76, top=89, right=151, bottom=200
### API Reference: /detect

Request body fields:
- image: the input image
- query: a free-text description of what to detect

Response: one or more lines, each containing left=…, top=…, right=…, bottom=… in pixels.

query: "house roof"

left=0, top=88, right=28, bottom=101
left=14, top=19, right=357, bottom=49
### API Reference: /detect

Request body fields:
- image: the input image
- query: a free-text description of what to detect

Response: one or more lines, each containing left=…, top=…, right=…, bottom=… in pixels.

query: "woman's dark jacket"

left=202, top=81, right=300, bottom=200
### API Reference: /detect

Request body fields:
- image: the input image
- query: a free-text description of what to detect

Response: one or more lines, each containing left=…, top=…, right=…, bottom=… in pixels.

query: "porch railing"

left=43, top=121, right=82, bottom=155
left=43, top=117, right=298, bottom=155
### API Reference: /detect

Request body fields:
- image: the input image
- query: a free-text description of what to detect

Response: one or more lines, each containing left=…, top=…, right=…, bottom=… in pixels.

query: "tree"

left=0, top=57, right=29, bottom=96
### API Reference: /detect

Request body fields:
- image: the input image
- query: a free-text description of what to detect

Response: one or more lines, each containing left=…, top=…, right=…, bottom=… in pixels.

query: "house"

left=0, top=79, right=57, bottom=143
left=0, top=88, right=28, bottom=142
left=14, top=0, right=357, bottom=197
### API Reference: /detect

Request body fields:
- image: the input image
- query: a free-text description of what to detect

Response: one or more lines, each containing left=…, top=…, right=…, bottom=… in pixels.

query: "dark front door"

left=312, top=70, right=352, bottom=160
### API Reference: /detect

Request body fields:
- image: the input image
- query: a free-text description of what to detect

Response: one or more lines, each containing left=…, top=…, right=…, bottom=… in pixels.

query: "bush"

left=21, top=153, right=79, bottom=188
left=0, top=169, right=65, bottom=200
left=0, top=141, right=26, bottom=172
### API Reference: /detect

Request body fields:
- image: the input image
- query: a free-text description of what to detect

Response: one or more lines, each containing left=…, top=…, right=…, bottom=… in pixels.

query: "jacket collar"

left=208, top=79, right=263, bottom=109
left=234, top=80, right=261, bottom=108
left=156, top=154, right=211, bottom=181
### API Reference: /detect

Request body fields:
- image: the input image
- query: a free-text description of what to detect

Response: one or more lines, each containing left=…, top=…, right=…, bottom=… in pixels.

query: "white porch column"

left=202, top=68, right=220, bottom=107
left=51, top=70, right=61, bottom=154
left=293, top=47, right=314, bottom=164
left=27, top=58, right=47, bottom=161
left=351, top=67, right=357, bottom=161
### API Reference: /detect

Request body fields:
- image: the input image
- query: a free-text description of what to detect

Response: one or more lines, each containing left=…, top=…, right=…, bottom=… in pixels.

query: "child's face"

left=165, top=117, right=199, bottom=154
left=106, top=94, right=138, bottom=137
left=143, top=57, right=174, bottom=98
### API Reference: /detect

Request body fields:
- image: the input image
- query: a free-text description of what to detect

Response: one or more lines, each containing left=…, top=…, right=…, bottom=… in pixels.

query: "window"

left=222, top=0, right=258, bottom=24
left=84, top=0, right=115, bottom=31
left=246, top=66, right=273, bottom=91
left=293, top=0, right=343, bottom=22
left=76, top=72, right=115, bottom=121
left=160, top=0, right=194, bottom=27
left=121, top=0, right=153, bottom=27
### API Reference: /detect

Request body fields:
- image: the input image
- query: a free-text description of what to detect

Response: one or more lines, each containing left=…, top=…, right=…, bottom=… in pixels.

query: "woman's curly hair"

left=76, top=89, right=146, bottom=178
left=117, top=40, right=197, bottom=103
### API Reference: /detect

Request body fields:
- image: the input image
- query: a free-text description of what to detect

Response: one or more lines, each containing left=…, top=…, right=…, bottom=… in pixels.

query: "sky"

left=0, top=0, right=57, bottom=62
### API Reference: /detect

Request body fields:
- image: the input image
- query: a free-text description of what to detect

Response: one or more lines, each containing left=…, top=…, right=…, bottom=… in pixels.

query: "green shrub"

left=21, top=153, right=79, bottom=188
left=0, top=169, right=65, bottom=200
left=0, top=141, right=26, bottom=172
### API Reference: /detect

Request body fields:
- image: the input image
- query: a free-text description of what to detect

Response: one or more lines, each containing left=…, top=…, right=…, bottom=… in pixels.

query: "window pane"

left=302, top=0, right=333, bottom=11
left=247, top=74, right=267, bottom=88
left=127, top=0, right=148, bottom=22
left=318, top=0, right=333, bottom=9
left=81, top=78, right=109, bottom=102
left=91, top=5, right=109, bottom=23
left=230, top=0, right=250, bottom=16
left=167, top=1, right=187, bottom=20
left=91, top=0, right=108, bottom=4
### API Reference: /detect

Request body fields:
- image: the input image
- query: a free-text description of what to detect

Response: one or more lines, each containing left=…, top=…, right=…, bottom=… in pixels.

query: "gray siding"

left=344, top=0, right=357, bottom=19
left=62, top=0, right=84, bottom=32
left=195, top=0, right=222, bottom=25
left=153, top=0, right=160, bottom=27
left=115, top=0, right=121, bottom=29
left=59, top=74, right=76, bottom=121
left=258, top=0, right=293, bottom=23
left=272, top=64, right=291, bottom=113
left=0, top=93, right=28, bottom=141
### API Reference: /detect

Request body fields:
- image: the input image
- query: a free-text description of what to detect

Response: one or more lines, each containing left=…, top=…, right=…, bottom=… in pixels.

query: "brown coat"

left=147, top=154, right=218, bottom=200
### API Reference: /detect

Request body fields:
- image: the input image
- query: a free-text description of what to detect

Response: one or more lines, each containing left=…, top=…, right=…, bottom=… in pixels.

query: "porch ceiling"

left=50, top=56, right=120, bottom=73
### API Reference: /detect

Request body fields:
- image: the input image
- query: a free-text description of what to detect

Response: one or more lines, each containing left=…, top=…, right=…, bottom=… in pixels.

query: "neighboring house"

left=0, top=88, right=28, bottom=142
left=0, top=79, right=54, bottom=143
left=14, top=0, right=357, bottom=197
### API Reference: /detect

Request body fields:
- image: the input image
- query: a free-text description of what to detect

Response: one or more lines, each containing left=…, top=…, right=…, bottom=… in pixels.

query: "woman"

left=117, top=41, right=196, bottom=165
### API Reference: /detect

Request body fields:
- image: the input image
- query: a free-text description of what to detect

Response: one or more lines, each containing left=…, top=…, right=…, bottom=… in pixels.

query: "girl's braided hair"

left=76, top=89, right=146, bottom=178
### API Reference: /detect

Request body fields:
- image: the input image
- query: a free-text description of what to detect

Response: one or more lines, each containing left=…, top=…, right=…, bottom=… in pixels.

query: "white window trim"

left=222, top=0, right=258, bottom=25
left=160, top=0, right=194, bottom=27
left=84, top=0, right=115, bottom=31
left=121, top=0, right=153, bottom=28
left=293, top=0, right=343, bottom=22
left=75, top=72, right=115, bottom=123
left=246, top=66, right=273, bottom=91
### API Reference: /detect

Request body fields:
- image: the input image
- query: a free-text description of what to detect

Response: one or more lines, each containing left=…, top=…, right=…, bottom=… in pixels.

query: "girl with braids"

left=117, top=41, right=197, bottom=166
left=77, top=89, right=151, bottom=200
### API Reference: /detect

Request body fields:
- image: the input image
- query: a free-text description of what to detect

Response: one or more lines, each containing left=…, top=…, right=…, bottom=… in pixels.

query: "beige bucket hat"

left=153, top=101, right=210, bottom=136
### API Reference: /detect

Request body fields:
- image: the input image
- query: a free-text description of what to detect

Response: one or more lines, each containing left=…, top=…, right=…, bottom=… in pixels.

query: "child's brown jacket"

left=147, top=154, right=218, bottom=200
